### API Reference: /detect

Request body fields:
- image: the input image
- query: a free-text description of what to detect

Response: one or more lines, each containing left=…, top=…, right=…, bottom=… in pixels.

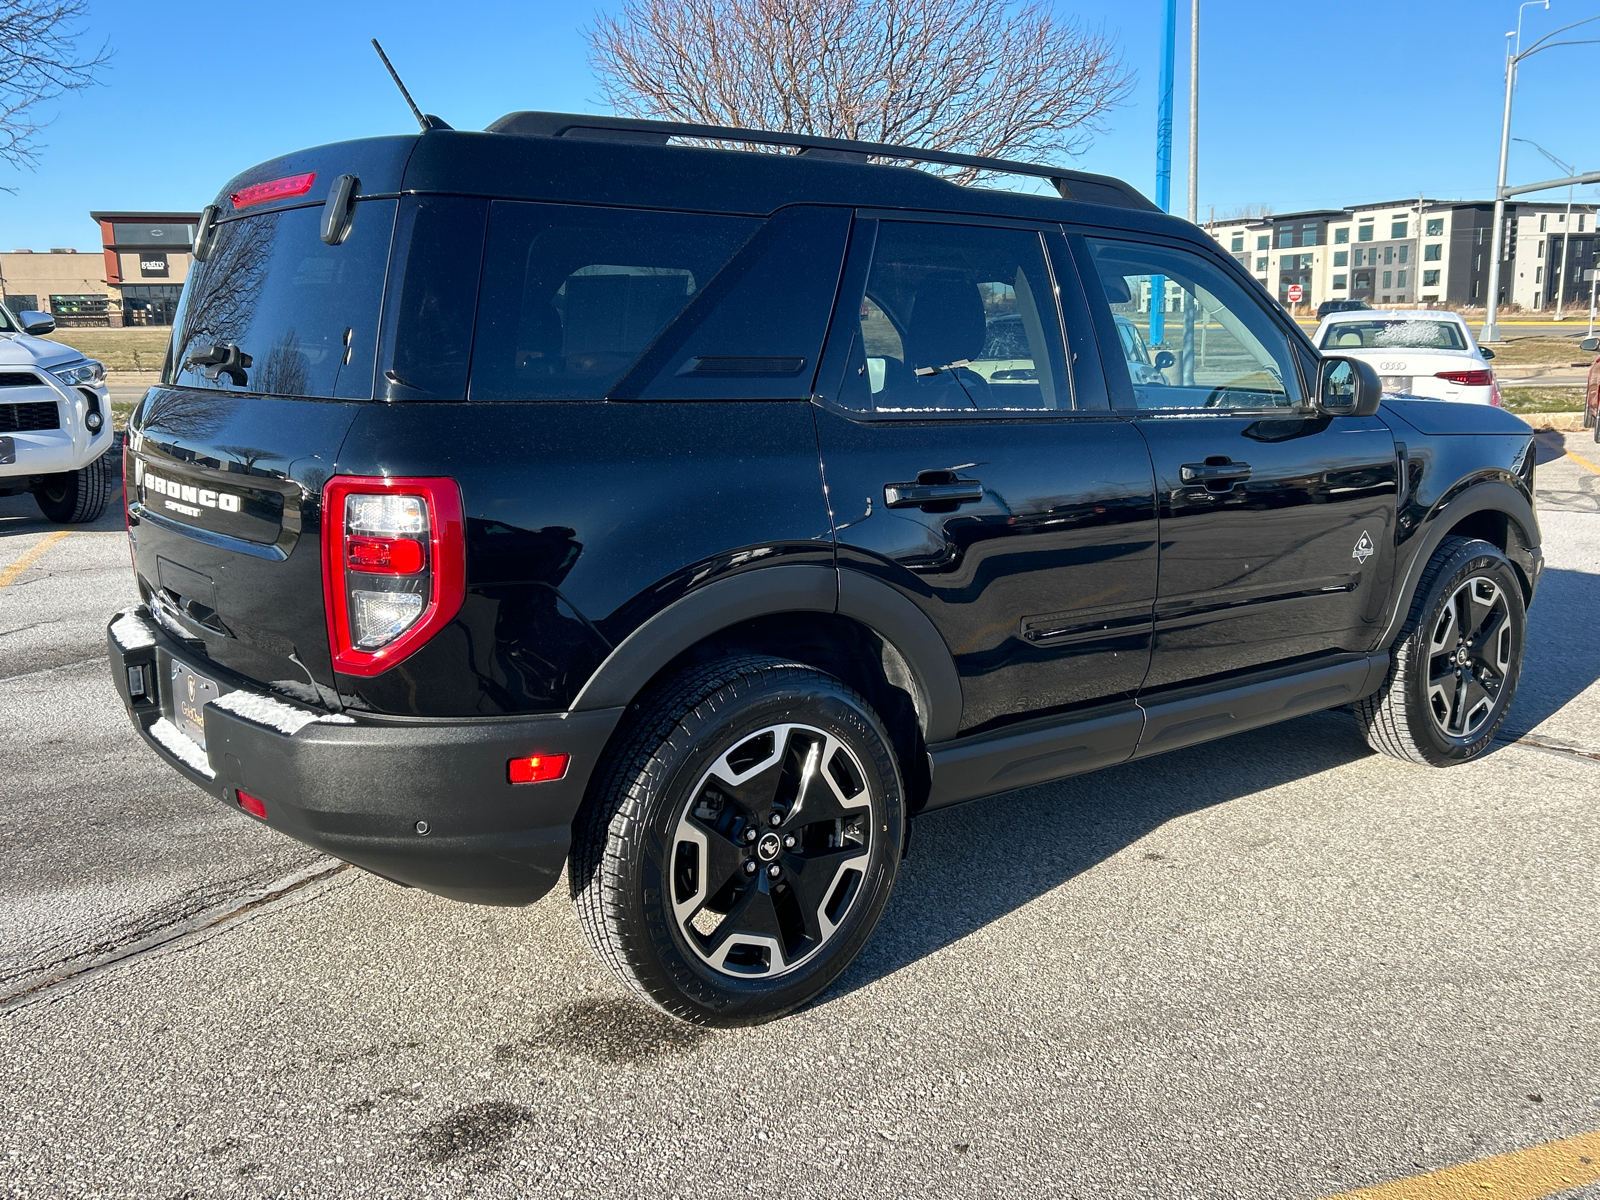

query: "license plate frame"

left=1380, top=374, right=1412, bottom=394
left=170, top=660, right=220, bottom=751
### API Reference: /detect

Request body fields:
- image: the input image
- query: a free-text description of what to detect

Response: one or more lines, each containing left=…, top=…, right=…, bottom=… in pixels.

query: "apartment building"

left=1208, top=199, right=1596, bottom=310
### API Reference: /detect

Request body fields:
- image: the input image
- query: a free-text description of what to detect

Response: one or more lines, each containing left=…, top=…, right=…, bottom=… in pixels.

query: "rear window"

left=164, top=200, right=397, bottom=399
left=1320, top=319, right=1468, bottom=351
left=468, top=202, right=760, bottom=401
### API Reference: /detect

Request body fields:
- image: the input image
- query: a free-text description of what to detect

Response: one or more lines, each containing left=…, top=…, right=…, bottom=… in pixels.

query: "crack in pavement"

left=0, top=862, right=349, bottom=1012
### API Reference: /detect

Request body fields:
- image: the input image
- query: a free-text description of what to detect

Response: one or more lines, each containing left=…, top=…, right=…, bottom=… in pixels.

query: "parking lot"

left=1, top=437, right=1597, bottom=1199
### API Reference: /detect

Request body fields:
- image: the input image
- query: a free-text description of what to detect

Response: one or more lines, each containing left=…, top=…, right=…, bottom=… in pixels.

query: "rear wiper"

left=184, top=342, right=252, bottom=386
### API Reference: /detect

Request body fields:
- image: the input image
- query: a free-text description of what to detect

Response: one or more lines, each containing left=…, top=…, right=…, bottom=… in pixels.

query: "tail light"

left=1435, top=369, right=1494, bottom=387
left=231, top=172, right=317, bottom=209
left=322, top=476, right=465, bottom=677
left=1489, top=377, right=1504, bottom=407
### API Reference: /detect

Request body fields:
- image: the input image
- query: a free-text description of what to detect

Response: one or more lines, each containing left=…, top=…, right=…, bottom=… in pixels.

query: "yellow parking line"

left=1322, top=1128, right=1600, bottom=1200
left=1566, top=447, right=1600, bottom=475
left=0, top=529, right=75, bottom=589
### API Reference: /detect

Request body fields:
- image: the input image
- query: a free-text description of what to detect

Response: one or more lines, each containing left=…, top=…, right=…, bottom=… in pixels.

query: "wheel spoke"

left=1429, top=600, right=1458, bottom=653
left=698, top=879, right=788, bottom=973
left=783, top=846, right=869, bottom=944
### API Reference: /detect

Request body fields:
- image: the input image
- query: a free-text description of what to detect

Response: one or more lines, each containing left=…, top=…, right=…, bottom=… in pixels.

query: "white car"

left=1311, top=309, right=1500, bottom=406
left=0, top=304, right=115, bottom=522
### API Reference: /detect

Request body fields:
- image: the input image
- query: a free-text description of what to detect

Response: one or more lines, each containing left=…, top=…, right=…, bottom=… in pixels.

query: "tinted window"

left=831, top=221, right=1071, bottom=412
left=165, top=200, right=396, bottom=399
left=469, top=203, right=759, bottom=401
left=1085, top=237, right=1303, bottom=412
left=378, top=196, right=489, bottom=401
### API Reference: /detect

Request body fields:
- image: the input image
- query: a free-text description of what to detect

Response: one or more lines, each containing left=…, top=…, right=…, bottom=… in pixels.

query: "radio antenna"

left=371, top=39, right=449, bottom=132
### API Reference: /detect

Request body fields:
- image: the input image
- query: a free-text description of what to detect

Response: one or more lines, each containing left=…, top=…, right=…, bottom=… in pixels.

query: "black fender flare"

left=568, top=565, right=964, bottom=742
left=1375, top=480, right=1541, bottom=648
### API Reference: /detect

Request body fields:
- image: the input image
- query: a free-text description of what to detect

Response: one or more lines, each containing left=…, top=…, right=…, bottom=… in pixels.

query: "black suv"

left=109, top=114, right=1542, bottom=1025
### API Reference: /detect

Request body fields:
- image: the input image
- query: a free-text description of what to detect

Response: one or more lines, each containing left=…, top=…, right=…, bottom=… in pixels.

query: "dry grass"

left=1484, top=336, right=1597, bottom=367
left=41, top=327, right=170, bottom=372
left=1500, top=386, right=1585, bottom=413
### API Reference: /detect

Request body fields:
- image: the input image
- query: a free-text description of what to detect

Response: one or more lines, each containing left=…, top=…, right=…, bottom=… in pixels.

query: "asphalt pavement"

left=0, top=441, right=1597, bottom=1200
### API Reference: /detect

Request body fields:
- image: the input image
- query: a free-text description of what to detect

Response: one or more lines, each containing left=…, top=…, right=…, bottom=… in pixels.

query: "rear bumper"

left=107, top=606, right=622, bottom=906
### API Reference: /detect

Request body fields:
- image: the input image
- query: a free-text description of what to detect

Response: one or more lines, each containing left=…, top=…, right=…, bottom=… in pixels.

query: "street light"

left=1480, top=10, right=1600, bottom=342
left=1512, top=137, right=1576, bottom=319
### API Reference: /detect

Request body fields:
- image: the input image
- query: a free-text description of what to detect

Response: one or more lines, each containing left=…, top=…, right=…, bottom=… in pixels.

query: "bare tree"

left=588, top=0, right=1132, bottom=181
left=0, top=0, right=110, bottom=182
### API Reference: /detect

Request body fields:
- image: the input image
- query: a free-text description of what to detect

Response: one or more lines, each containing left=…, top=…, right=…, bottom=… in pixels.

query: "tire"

left=1355, top=536, right=1526, bottom=767
left=569, top=655, right=905, bottom=1026
left=34, top=450, right=113, bottom=524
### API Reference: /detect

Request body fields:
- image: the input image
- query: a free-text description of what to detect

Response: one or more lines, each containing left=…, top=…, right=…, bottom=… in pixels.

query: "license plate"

left=1380, top=375, right=1412, bottom=394
left=170, top=660, right=220, bottom=751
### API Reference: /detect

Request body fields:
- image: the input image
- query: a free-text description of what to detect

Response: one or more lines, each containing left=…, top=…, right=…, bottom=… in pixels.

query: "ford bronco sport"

left=108, top=114, right=1542, bottom=1025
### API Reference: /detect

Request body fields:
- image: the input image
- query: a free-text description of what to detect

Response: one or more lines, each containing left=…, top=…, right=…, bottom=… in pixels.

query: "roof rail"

left=485, top=111, right=1157, bottom=212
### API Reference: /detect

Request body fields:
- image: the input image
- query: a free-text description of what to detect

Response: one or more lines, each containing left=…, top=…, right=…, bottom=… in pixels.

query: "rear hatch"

left=127, top=137, right=418, bottom=705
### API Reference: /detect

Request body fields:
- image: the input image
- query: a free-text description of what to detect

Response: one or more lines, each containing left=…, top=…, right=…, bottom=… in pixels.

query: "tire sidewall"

left=1401, top=545, right=1526, bottom=763
left=618, top=676, right=903, bottom=1024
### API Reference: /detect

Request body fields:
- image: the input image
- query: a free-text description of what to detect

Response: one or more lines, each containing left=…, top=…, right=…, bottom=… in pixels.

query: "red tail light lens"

left=346, top=536, right=425, bottom=574
left=1435, top=369, right=1494, bottom=387
left=230, top=172, right=317, bottom=209
left=322, top=476, right=465, bottom=677
left=509, top=754, right=569, bottom=785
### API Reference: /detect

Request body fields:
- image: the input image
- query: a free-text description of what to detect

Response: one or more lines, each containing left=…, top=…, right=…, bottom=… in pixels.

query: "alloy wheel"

left=669, top=723, right=875, bottom=979
left=1426, top=574, right=1512, bottom=741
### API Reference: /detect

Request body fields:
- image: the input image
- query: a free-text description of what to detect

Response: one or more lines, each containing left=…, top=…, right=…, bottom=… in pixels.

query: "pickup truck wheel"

left=1355, top=536, right=1525, bottom=766
left=34, top=450, right=113, bottom=524
left=569, top=656, right=904, bottom=1026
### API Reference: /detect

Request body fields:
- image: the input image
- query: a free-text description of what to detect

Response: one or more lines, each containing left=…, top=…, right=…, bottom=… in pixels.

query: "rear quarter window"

left=165, top=200, right=397, bottom=399
left=468, top=203, right=760, bottom=401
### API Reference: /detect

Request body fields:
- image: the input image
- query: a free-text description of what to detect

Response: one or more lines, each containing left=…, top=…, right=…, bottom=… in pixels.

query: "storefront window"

left=121, top=284, right=184, bottom=326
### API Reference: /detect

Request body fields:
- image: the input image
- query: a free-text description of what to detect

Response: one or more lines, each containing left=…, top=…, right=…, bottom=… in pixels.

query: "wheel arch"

left=568, top=564, right=964, bottom=745
left=1378, top=480, right=1540, bottom=648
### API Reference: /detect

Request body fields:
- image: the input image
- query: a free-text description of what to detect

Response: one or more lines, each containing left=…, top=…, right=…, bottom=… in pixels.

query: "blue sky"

left=3, top=0, right=1598, bottom=250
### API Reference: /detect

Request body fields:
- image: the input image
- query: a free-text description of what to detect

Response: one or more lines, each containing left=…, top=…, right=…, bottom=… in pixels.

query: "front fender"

left=1373, top=479, right=1541, bottom=648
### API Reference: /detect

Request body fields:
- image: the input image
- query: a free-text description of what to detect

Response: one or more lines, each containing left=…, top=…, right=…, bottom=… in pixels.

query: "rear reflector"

left=237, top=790, right=268, bottom=819
left=509, top=754, right=569, bottom=785
left=231, top=172, right=317, bottom=210
left=1435, top=369, right=1494, bottom=387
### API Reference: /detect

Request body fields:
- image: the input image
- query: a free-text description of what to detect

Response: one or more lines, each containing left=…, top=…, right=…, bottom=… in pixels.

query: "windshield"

left=0, top=306, right=13, bottom=333
left=1320, top=320, right=1468, bottom=351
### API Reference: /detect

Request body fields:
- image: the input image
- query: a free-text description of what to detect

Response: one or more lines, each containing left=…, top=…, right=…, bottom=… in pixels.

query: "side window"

left=832, top=221, right=1071, bottom=412
left=1084, top=237, right=1304, bottom=412
left=469, top=203, right=760, bottom=401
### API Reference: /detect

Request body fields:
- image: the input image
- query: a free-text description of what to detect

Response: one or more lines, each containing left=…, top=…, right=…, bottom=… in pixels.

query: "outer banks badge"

left=1352, top=530, right=1375, bottom=564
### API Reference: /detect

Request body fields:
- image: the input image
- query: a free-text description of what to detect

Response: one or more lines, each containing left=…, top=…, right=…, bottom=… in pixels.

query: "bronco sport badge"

left=1352, top=531, right=1375, bottom=563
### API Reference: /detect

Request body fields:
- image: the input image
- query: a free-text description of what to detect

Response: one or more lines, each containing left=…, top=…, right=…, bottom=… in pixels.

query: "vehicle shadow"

left=1500, top=565, right=1600, bottom=739
left=824, top=708, right=1373, bottom=1005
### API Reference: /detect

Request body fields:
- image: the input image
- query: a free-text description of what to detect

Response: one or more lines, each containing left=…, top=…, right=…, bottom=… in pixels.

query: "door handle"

left=1179, top=460, right=1252, bottom=485
left=884, top=480, right=984, bottom=509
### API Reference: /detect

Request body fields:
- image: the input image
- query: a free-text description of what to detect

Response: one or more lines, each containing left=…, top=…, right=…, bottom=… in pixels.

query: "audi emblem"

left=1379, top=361, right=1408, bottom=371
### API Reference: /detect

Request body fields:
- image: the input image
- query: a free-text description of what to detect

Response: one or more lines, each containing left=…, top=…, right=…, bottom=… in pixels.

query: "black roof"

left=213, top=117, right=1185, bottom=239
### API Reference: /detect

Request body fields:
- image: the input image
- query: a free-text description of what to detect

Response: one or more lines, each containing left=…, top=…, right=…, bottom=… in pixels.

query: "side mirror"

left=1581, top=336, right=1600, bottom=352
left=1480, top=346, right=1496, bottom=359
left=1154, top=350, right=1176, bottom=369
left=17, top=310, right=54, bottom=336
left=1317, top=356, right=1381, bottom=417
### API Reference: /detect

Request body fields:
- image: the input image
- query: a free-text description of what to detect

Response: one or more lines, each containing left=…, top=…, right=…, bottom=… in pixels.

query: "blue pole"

left=1151, top=0, right=1176, bottom=346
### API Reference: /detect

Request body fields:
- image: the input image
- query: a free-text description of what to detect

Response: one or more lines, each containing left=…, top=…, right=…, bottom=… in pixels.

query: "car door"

left=1067, top=230, right=1399, bottom=692
left=812, top=214, right=1159, bottom=736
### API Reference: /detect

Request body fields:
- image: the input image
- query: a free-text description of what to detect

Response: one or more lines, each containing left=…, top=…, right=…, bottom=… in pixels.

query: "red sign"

left=1287, top=284, right=1304, bottom=303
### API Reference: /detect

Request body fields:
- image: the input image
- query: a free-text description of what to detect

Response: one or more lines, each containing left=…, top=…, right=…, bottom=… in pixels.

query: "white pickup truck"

left=0, top=304, right=115, bottom=523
